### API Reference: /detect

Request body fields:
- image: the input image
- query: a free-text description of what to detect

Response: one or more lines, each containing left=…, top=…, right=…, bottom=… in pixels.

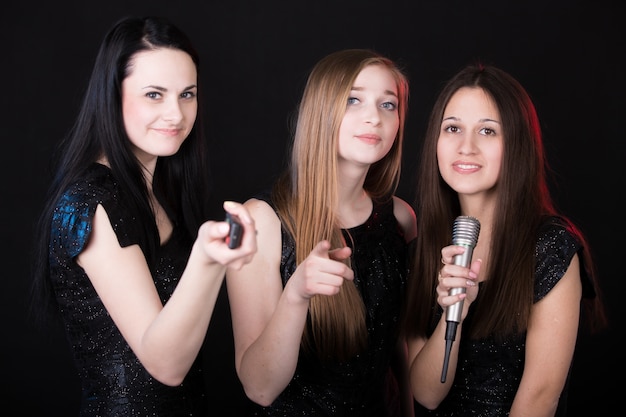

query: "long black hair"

left=30, top=16, right=212, bottom=325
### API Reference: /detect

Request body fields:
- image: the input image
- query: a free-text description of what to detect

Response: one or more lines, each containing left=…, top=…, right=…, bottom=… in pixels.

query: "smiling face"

left=337, top=64, right=400, bottom=167
left=437, top=86, right=504, bottom=199
left=121, top=47, right=198, bottom=167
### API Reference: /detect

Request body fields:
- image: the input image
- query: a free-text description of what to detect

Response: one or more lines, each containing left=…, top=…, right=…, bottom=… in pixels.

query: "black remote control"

left=225, top=212, right=243, bottom=249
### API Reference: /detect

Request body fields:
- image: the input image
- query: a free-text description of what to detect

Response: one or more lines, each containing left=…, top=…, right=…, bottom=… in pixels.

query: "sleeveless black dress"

left=253, top=195, right=410, bottom=417
left=415, top=216, right=593, bottom=417
left=48, top=163, right=207, bottom=417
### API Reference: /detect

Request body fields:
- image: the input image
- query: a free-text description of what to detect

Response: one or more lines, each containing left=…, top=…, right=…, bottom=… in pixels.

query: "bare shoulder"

left=244, top=197, right=280, bottom=229
left=545, top=253, right=582, bottom=300
left=226, top=196, right=284, bottom=320
left=392, top=196, right=417, bottom=242
left=230, top=197, right=282, bottom=275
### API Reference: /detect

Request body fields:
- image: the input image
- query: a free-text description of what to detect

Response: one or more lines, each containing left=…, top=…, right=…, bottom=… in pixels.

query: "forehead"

left=445, top=87, right=499, bottom=118
left=126, top=48, right=197, bottom=84
left=353, top=64, right=398, bottom=95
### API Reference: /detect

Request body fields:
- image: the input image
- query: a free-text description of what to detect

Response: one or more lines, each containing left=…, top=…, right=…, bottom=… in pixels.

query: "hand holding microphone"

left=441, top=216, right=480, bottom=383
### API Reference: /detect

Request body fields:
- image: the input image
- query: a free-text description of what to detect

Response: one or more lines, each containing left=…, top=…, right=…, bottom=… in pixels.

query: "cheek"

left=184, top=102, right=198, bottom=121
left=122, top=98, right=143, bottom=131
left=121, top=99, right=153, bottom=146
left=436, top=139, right=447, bottom=162
left=338, top=117, right=351, bottom=143
left=491, top=158, right=503, bottom=179
left=379, top=116, right=399, bottom=152
left=179, top=104, right=197, bottom=138
left=486, top=144, right=504, bottom=171
left=384, top=113, right=399, bottom=132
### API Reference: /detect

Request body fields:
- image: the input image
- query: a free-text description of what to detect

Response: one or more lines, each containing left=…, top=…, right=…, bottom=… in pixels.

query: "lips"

left=154, top=128, right=183, bottom=137
left=356, top=134, right=381, bottom=143
left=452, top=162, right=480, bottom=172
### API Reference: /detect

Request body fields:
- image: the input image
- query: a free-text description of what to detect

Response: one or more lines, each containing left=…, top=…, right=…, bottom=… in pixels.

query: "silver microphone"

left=445, top=216, right=481, bottom=323
left=441, top=215, right=480, bottom=383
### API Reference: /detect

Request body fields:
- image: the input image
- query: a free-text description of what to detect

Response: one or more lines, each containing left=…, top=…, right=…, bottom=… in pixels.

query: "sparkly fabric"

left=48, top=163, right=208, bottom=417
left=415, top=216, right=589, bottom=417
left=254, top=195, right=409, bottom=417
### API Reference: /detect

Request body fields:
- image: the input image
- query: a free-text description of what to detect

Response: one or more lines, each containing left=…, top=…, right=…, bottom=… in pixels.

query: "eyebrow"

left=141, top=84, right=198, bottom=92
left=351, top=86, right=398, bottom=97
left=442, top=116, right=501, bottom=124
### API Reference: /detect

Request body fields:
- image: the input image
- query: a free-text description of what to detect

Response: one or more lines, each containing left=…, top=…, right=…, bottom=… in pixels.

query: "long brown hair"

left=272, top=49, right=409, bottom=359
left=405, top=64, right=606, bottom=340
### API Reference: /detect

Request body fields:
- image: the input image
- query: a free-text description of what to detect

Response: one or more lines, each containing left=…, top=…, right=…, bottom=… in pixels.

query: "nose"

left=364, top=103, right=381, bottom=126
left=457, top=133, right=477, bottom=155
left=162, top=98, right=183, bottom=123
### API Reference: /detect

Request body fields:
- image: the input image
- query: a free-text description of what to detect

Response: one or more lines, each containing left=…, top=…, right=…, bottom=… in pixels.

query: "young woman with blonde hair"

left=226, top=49, right=416, bottom=416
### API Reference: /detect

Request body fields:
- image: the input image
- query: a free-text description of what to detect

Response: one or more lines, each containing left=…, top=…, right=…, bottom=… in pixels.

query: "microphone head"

left=452, top=216, right=481, bottom=248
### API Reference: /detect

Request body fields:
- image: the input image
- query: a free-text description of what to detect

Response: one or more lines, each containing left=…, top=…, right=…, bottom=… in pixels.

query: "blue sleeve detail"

left=51, top=191, right=96, bottom=260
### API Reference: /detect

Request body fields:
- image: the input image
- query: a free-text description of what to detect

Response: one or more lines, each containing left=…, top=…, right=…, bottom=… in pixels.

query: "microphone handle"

left=442, top=215, right=479, bottom=383
left=444, top=244, right=475, bottom=323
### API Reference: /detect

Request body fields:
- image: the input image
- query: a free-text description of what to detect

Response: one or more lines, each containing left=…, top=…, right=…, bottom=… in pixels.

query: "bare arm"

left=392, top=195, right=417, bottom=242
left=226, top=198, right=354, bottom=407
left=509, top=254, right=582, bottom=417
left=407, top=245, right=481, bottom=409
left=77, top=200, right=256, bottom=386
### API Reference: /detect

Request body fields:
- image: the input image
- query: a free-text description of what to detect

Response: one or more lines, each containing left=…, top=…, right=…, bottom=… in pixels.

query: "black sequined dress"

left=415, top=216, right=593, bottom=417
left=48, top=163, right=207, bottom=417
left=254, top=195, right=410, bottom=417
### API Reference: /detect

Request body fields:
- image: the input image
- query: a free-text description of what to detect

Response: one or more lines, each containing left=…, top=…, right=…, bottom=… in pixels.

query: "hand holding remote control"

left=225, top=212, right=243, bottom=249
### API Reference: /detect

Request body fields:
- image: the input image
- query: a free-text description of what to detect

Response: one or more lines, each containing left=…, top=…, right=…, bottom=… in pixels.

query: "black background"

left=2, top=1, right=622, bottom=415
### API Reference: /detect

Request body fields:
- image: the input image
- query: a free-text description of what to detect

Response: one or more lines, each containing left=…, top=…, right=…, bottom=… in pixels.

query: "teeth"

left=457, top=164, right=478, bottom=169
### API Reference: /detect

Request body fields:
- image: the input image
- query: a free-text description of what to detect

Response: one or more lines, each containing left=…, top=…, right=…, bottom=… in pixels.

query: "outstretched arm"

left=78, top=200, right=257, bottom=386
left=226, top=198, right=354, bottom=407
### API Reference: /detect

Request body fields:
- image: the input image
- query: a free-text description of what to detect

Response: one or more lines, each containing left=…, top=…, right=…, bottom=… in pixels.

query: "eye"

left=181, top=91, right=196, bottom=100
left=145, top=91, right=162, bottom=100
left=443, top=124, right=459, bottom=133
left=479, top=127, right=497, bottom=136
left=381, top=101, right=397, bottom=111
left=347, top=96, right=360, bottom=105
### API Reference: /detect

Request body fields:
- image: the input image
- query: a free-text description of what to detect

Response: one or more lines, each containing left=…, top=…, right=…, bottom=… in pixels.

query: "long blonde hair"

left=272, top=49, right=409, bottom=359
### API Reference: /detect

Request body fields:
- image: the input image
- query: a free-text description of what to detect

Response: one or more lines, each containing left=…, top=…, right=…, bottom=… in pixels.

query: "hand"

left=436, top=245, right=481, bottom=320
left=195, top=201, right=257, bottom=269
left=286, top=240, right=354, bottom=302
